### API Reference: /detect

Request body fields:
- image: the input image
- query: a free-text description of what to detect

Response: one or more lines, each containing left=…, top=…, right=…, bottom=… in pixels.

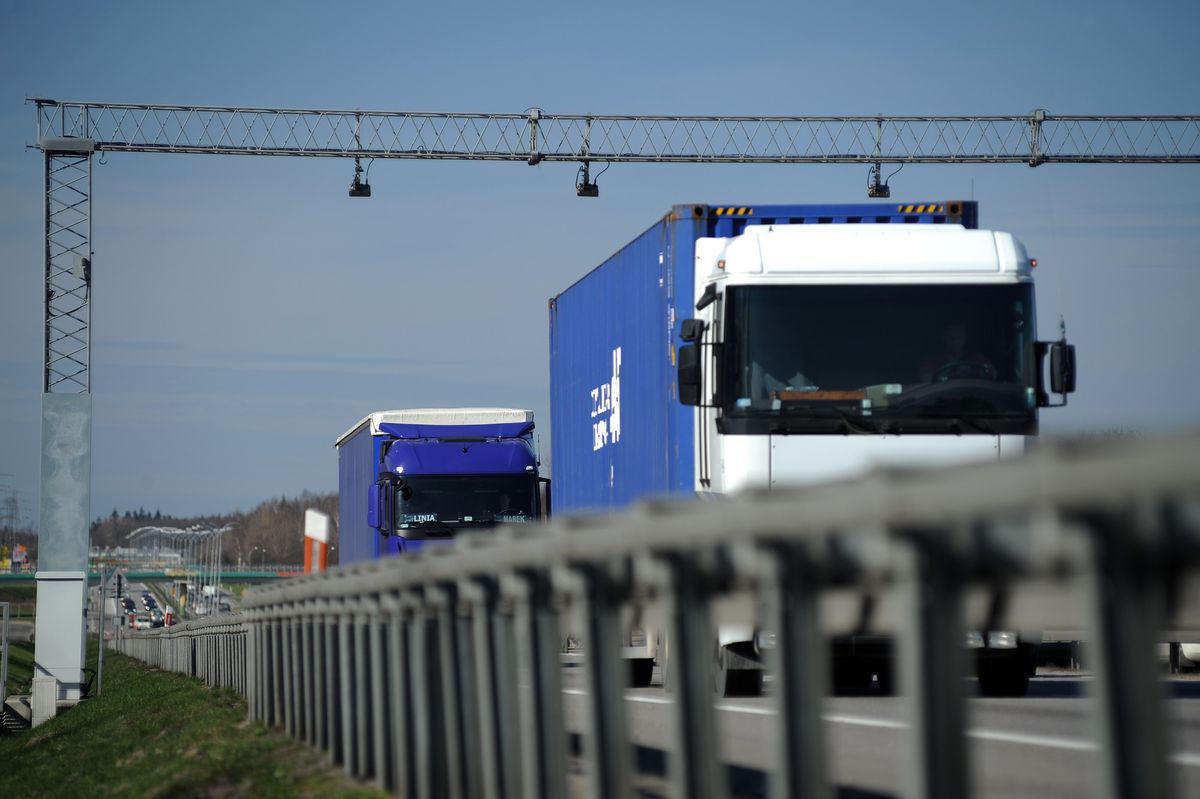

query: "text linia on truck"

left=548, top=201, right=1076, bottom=697
left=336, top=407, right=550, bottom=564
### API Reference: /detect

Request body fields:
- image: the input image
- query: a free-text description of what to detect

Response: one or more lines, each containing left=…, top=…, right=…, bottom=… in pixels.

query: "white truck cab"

left=673, top=220, right=1076, bottom=696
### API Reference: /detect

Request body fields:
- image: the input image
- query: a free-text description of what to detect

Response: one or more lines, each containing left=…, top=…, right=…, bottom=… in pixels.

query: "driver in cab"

left=918, top=323, right=997, bottom=382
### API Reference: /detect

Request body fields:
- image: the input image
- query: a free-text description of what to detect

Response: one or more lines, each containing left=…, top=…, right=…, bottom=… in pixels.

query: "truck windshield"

left=395, top=475, right=538, bottom=529
left=721, top=283, right=1037, bottom=434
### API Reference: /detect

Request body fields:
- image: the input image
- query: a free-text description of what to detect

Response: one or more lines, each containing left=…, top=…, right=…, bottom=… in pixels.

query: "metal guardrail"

left=116, top=433, right=1200, bottom=799
left=116, top=612, right=245, bottom=694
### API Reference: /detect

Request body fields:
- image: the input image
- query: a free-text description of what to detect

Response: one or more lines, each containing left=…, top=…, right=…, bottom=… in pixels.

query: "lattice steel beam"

left=43, top=145, right=93, bottom=394
left=33, top=100, right=1200, bottom=164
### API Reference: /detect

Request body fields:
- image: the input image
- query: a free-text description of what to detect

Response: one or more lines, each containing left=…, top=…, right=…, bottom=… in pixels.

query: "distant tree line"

left=89, top=491, right=339, bottom=566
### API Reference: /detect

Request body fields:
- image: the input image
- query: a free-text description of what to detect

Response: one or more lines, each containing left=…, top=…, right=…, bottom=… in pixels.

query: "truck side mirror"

left=1036, top=334, right=1077, bottom=407
left=678, top=344, right=701, bottom=406
left=1050, top=341, right=1076, bottom=394
left=369, top=473, right=395, bottom=535
left=680, top=318, right=705, bottom=342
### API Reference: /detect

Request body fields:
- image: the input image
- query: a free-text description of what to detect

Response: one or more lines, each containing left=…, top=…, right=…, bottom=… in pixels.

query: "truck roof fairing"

left=383, top=438, right=538, bottom=476
left=336, top=407, right=534, bottom=448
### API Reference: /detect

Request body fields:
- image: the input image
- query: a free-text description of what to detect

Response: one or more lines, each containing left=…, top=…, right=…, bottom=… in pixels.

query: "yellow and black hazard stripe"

left=896, top=203, right=945, bottom=214
left=712, top=207, right=754, bottom=216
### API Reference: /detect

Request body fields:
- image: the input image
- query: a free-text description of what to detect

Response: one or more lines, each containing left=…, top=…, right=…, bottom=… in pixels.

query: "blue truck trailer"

left=336, top=408, right=548, bottom=564
left=549, top=201, right=1076, bottom=696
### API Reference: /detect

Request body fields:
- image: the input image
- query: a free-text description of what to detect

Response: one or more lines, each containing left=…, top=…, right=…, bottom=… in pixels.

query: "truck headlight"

left=987, top=630, right=1018, bottom=649
left=965, top=630, right=985, bottom=649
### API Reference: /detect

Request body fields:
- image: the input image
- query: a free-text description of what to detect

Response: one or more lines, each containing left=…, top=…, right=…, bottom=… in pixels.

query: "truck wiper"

left=403, top=519, right=456, bottom=534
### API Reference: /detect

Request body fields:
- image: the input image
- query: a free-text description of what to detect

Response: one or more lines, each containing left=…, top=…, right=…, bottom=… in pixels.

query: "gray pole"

left=96, top=566, right=105, bottom=696
left=33, top=142, right=96, bottom=726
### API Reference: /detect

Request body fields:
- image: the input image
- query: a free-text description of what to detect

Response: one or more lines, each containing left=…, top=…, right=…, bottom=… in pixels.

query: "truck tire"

left=832, top=660, right=874, bottom=694
left=724, top=669, right=764, bottom=697
left=977, top=645, right=1033, bottom=697
left=629, top=658, right=654, bottom=688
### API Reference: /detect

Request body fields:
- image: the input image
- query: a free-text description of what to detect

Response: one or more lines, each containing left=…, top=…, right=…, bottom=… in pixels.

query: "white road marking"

left=560, top=688, right=1200, bottom=766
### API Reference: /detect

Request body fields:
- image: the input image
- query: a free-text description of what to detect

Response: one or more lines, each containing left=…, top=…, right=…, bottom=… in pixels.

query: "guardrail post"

left=1079, top=508, right=1172, bottom=799
left=324, top=601, right=343, bottom=764
left=311, top=599, right=328, bottom=752
left=760, top=541, right=828, bottom=799
left=508, top=568, right=567, bottom=799
left=263, top=614, right=276, bottom=725
left=662, top=550, right=724, bottom=799
left=453, top=579, right=487, bottom=799
left=896, top=526, right=970, bottom=799
left=245, top=611, right=258, bottom=722
left=577, top=560, right=632, bottom=799
left=430, top=584, right=465, bottom=799
left=353, top=600, right=373, bottom=780
left=491, top=583, right=525, bottom=799
left=367, top=597, right=389, bottom=791
left=237, top=623, right=247, bottom=691
left=300, top=603, right=314, bottom=744
left=339, top=599, right=357, bottom=775
left=294, top=605, right=308, bottom=739
left=271, top=614, right=284, bottom=728
left=253, top=611, right=265, bottom=719
left=408, top=589, right=449, bottom=799
left=385, top=593, right=415, bottom=797
left=282, top=606, right=296, bottom=737
left=464, top=577, right=504, bottom=799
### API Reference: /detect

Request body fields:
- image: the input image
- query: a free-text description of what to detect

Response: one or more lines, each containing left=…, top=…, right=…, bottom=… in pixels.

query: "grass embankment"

left=4, top=640, right=36, bottom=697
left=0, top=585, right=37, bottom=620
left=0, top=644, right=388, bottom=799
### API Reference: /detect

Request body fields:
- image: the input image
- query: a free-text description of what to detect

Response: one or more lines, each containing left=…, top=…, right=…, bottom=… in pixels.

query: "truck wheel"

left=832, top=660, right=873, bottom=695
left=629, top=658, right=654, bottom=688
left=726, top=669, right=764, bottom=697
left=977, top=645, right=1033, bottom=697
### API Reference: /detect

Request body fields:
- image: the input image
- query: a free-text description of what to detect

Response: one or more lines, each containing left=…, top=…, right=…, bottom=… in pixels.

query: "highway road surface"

left=558, top=666, right=1200, bottom=799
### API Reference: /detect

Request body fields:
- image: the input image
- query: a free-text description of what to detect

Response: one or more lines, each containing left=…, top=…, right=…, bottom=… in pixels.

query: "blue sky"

left=1, top=1, right=1198, bottom=520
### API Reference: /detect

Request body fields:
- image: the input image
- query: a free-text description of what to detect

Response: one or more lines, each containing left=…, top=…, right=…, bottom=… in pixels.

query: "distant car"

left=150, top=609, right=165, bottom=628
left=122, top=597, right=136, bottom=612
left=133, top=613, right=152, bottom=630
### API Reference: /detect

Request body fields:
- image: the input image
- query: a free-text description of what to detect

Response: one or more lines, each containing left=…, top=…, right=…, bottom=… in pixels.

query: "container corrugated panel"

left=336, top=424, right=381, bottom=564
left=550, top=206, right=702, bottom=513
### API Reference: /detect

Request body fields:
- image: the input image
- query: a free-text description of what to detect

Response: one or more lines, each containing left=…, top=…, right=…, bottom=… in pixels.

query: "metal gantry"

left=34, top=100, right=1200, bottom=164
left=29, top=99, right=1200, bottom=402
